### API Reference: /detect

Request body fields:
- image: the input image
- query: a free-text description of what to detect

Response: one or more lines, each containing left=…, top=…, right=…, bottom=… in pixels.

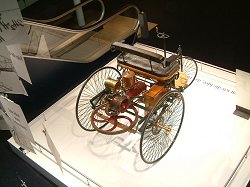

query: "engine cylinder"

left=104, top=77, right=121, bottom=91
left=126, top=82, right=147, bottom=97
left=108, top=95, right=129, bottom=114
left=122, top=71, right=135, bottom=89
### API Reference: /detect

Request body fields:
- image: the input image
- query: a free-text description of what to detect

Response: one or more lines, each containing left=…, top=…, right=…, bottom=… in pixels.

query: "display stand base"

left=234, top=105, right=250, bottom=120
left=7, top=43, right=250, bottom=187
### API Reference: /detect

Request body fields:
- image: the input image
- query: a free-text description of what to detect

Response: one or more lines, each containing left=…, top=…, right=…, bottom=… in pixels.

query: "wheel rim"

left=140, top=91, right=185, bottom=164
left=75, top=67, right=121, bottom=131
left=181, top=56, right=198, bottom=89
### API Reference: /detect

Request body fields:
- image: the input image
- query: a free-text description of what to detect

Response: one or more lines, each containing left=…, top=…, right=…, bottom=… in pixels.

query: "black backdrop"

left=133, top=0, right=250, bottom=72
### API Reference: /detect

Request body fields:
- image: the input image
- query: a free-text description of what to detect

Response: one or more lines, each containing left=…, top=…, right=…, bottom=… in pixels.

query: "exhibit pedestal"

left=234, top=105, right=250, bottom=120
left=8, top=43, right=250, bottom=187
left=233, top=69, right=250, bottom=120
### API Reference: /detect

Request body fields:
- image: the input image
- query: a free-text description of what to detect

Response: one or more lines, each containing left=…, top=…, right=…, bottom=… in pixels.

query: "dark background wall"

left=134, top=0, right=250, bottom=72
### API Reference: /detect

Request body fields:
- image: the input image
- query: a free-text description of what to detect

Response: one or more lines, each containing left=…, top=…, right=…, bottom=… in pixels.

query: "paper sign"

left=0, top=101, right=9, bottom=130
left=0, top=71, right=27, bottom=95
left=0, top=96, right=35, bottom=143
left=0, top=0, right=28, bottom=45
left=7, top=44, right=32, bottom=84
left=43, top=125, right=63, bottom=173
left=1, top=0, right=20, bottom=10
left=0, top=119, right=9, bottom=130
left=0, top=109, right=35, bottom=153
left=0, top=113, right=10, bottom=130
left=0, top=44, right=30, bottom=94
left=0, top=44, right=14, bottom=72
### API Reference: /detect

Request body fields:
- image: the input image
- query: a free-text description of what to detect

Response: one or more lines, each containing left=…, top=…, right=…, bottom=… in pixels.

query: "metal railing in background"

left=22, top=4, right=140, bottom=63
left=23, top=0, right=105, bottom=29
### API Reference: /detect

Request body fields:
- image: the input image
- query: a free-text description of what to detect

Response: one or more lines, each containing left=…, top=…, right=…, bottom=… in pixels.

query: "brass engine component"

left=122, top=71, right=135, bottom=89
left=175, top=72, right=188, bottom=88
left=104, top=77, right=121, bottom=91
left=108, top=95, right=129, bottom=114
left=144, top=82, right=168, bottom=107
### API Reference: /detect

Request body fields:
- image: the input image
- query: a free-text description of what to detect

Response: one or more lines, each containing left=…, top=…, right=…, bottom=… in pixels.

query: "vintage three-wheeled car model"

left=75, top=40, right=198, bottom=164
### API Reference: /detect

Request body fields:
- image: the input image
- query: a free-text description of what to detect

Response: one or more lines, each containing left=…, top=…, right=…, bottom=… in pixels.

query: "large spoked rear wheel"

left=76, top=67, right=121, bottom=131
left=140, top=91, right=185, bottom=164
left=180, top=56, right=198, bottom=89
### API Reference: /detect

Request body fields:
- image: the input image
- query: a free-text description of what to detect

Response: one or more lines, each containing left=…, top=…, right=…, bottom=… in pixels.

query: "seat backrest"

left=112, top=42, right=164, bottom=63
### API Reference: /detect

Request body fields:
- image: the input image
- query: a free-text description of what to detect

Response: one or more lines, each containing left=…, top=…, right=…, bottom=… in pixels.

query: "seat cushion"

left=117, top=53, right=179, bottom=78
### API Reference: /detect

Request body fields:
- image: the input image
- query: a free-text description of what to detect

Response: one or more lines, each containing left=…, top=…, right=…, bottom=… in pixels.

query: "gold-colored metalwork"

left=122, top=71, right=135, bottom=89
left=144, top=82, right=168, bottom=106
left=175, top=72, right=188, bottom=88
left=104, top=77, right=121, bottom=91
left=157, top=124, right=172, bottom=134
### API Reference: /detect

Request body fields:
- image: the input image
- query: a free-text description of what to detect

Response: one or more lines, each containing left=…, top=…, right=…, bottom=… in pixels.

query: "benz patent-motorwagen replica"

left=75, top=38, right=198, bottom=164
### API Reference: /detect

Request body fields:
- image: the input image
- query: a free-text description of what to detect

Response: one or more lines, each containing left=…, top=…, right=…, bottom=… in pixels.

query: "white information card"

left=0, top=96, right=35, bottom=144
left=43, top=125, right=63, bottom=173
left=0, top=109, right=35, bottom=153
left=7, top=44, right=32, bottom=84
left=0, top=71, right=27, bottom=95
left=0, top=0, right=28, bottom=45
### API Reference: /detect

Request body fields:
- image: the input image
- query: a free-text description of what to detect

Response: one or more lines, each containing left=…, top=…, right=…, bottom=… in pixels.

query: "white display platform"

left=8, top=43, right=250, bottom=187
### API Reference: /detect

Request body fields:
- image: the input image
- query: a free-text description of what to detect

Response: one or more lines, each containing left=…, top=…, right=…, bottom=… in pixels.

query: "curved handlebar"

left=157, top=32, right=170, bottom=39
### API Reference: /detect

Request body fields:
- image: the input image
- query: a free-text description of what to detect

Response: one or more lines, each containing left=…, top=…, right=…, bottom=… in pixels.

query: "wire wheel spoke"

left=75, top=67, right=121, bottom=131
left=140, top=91, right=185, bottom=163
left=181, top=56, right=198, bottom=89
